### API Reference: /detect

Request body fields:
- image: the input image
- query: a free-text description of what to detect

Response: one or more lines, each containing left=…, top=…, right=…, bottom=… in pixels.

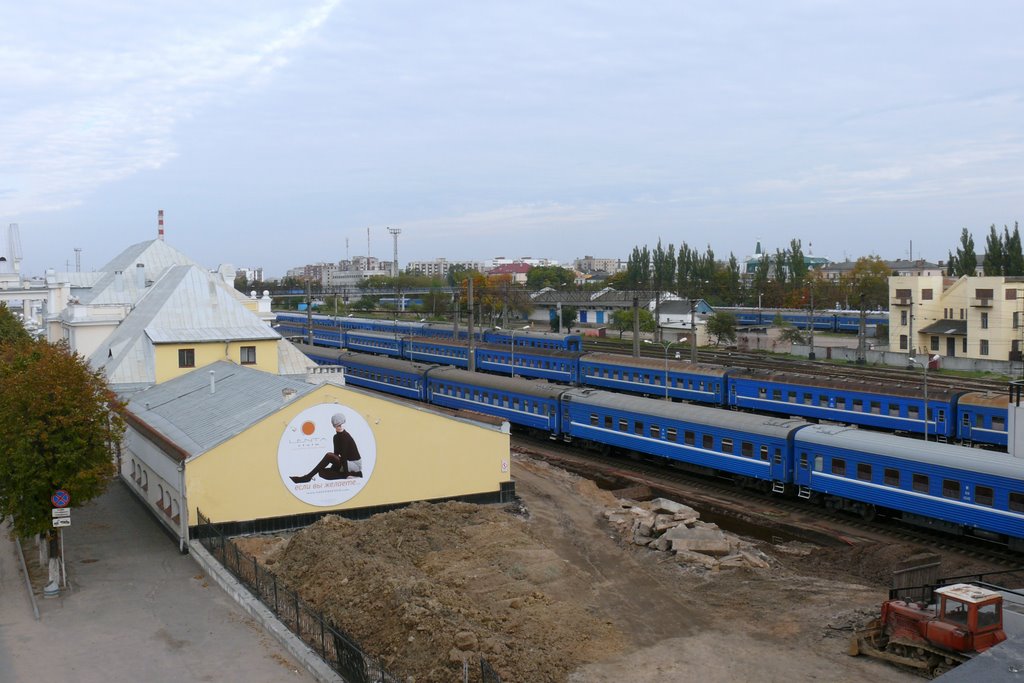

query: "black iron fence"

left=193, top=510, right=501, bottom=683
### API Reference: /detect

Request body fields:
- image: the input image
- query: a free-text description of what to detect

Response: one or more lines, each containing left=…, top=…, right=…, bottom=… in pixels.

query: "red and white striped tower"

left=158, top=209, right=165, bottom=241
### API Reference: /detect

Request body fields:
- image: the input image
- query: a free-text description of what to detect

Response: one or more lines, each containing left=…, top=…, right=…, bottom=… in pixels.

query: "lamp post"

left=908, top=356, right=931, bottom=441
left=645, top=338, right=684, bottom=400
left=495, top=325, right=529, bottom=378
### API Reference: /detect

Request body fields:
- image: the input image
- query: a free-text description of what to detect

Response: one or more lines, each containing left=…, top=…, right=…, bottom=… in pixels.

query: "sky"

left=2, top=1, right=1023, bottom=278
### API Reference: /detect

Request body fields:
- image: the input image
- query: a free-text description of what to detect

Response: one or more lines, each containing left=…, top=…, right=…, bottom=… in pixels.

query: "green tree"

left=0, top=303, right=32, bottom=344
left=611, top=308, right=655, bottom=337
left=526, top=265, right=574, bottom=290
left=651, top=240, right=675, bottom=339
left=1005, top=222, right=1024, bottom=276
left=846, top=255, right=892, bottom=310
left=0, top=339, right=124, bottom=540
left=551, top=306, right=578, bottom=332
left=625, top=245, right=651, bottom=291
left=984, top=225, right=1005, bottom=276
left=706, top=311, right=737, bottom=347
left=777, top=325, right=805, bottom=345
left=949, top=228, right=977, bottom=277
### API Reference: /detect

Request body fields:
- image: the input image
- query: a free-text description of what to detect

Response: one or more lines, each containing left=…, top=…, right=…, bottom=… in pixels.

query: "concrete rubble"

left=603, top=497, right=772, bottom=571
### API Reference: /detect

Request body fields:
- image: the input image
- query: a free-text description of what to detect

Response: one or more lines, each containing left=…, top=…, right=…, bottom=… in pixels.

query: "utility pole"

left=305, top=278, right=313, bottom=345
left=856, top=294, right=867, bottom=365
left=387, top=227, right=401, bottom=279
left=632, top=294, right=640, bottom=358
left=467, top=278, right=476, bottom=372
left=690, top=298, right=698, bottom=363
left=807, top=287, right=816, bottom=360
left=907, top=293, right=915, bottom=368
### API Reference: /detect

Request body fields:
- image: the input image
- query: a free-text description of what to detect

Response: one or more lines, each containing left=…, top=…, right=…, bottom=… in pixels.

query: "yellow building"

left=889, top=275, right=1024, bottom=361
left=121, top=361, right=513, bottom=550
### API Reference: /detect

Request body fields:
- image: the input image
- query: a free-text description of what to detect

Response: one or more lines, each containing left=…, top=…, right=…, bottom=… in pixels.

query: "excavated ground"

left=236, top=455, right=998, bottom=682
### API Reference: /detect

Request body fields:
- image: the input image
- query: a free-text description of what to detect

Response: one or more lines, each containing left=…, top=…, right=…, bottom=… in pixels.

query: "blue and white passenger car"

left=578, top=353, right=731, bottom=404
left=425, top=367, right=567, bottom=434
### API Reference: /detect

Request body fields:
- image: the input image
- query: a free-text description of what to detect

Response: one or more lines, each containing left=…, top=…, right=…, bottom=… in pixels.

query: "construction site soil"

left=236, top=455, right=997, bottom=682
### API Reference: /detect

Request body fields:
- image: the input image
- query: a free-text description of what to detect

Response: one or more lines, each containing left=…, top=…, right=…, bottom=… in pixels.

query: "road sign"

left=51, top=490, right=70, bottom=508
left=52, top=517, right=71, bottom=528
left=51, top=508, right=71, bottom=519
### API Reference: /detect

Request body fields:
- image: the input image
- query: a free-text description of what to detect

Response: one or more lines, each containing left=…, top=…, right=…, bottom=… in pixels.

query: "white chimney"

left=135, top=263, right=146, bottom=289
left=209, top=370, right=215, bottom=394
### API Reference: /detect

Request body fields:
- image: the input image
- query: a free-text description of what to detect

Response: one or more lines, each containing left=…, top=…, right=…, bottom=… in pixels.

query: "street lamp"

left=495, top=325, right=529, bottom=378
left=645, top=338, right=685, bottom=400
left=908, top=356, right=934, bottom=441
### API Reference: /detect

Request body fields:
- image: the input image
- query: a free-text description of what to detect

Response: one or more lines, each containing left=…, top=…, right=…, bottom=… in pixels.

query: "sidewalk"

left=0, top=480, right=315, bottom=683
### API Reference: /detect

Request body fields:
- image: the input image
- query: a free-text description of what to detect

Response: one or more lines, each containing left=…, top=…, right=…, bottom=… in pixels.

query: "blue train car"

left=425, top=367, right=567, bottom=434
left=561, top=388, right=805, bottom=485
left=794, top=425, right=1024, bottom=550
left=722, top=307, right=889, bottom=333
left=579, top=353, right=730, bottom=405
left=956, top=392, right=1008, bottom=448
left=728, top=370, right=960, bottom=440
left=473, top=344, right=580, bottom=384
left=343, top=330, right=405, bottom=358
left=406, top=336, right=470, bottom=369
left=485, top=328, right=583, bottom=352
left=332, top=352, right=433, bottom=401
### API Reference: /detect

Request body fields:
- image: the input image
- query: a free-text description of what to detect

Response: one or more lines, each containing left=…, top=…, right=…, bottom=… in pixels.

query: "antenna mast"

left=387, top=227, right=401, bottom=278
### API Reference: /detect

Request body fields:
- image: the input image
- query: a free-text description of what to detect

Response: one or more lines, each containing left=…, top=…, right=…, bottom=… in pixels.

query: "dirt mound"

left=268, top=501, right=623, bottom=682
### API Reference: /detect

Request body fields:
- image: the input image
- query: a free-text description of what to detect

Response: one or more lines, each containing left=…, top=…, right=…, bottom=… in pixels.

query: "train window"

left=803, top=393, right=812, bottom=405
left=650, top=425, right=660, bottom=439
left=993, top=416, right=1005, bottom=430
left=741, top=442, right=753, bottom=457
left=619, top=419, right=628, bottom=432
left=800, top=453, right=808, bottom=469
left=814, top=456, right=823, bottom=471
left=836, top=397, right=846, bottom=410
left=590, top=414, right=599, bottom=426
left=912, top=474, right=929, bottom=493
left=818, top=395, right=828, bottom=407
left=937, top=409, right=945, bottom=422
left=857, top=464, right=872, bottom=481
left=975, top=486, right=994, bottom=507
left=1011, top=493, right=1024, bottom=512
left=884, top=468, right=899, bottom=486
left=634, top=421, right=643, bottom=435
left=975, top=414, right=984, bottom=428
left=761, top=445, right=769, bottom=461
left=888, top=404, right=899, bottom=417
left=831, top=459, right=846, bottom=476
left=702, top=434, right=713, bottom=449
left=870, top=401, right=881, bottom=414
left=788, top=391, right=796, bottom=403
left=937, top=479, right=955, bottom=497
left=604, top=416, right=613, bottom=429
left=909, top=405, right=920, bottom=419
left=666, top=427, right=677, bottom=442
left=513, top=399, right=520, bottom=410
left=759, top=388, right=767, bottom=398
left=684, top=431, right=695, bottom=445
left=721, top=438, right=733, bottom=454
left=772, top=389, right=782, bottom=401
left=774, top=449, right=782, bottom=464
left=853, top=399, right=863, bottom=411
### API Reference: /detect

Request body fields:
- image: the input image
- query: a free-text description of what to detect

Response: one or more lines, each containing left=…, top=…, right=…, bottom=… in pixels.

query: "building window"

left=240, top=346, right=256, bottom=365
left=178, top=348, right=195, bottom=368
left=1007, top=289, right=1018, bottom=300
left=900, top=310, right=908, bottom=325
left=980, top=339, right=989, bottom=356
left=921, top=289, right=933, bottom=300
left=962, top=338, right=967, bottom=353
left=899, top=335, right=908, bottom=350
left=930, top=336, right=939, bottom=351
left=981, top=312, right=989, bottom=329
left=1015, top=311, right=1021, bottom=329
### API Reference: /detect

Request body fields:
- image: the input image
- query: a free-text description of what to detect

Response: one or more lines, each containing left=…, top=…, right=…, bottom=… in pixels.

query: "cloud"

left=0, top=1, right=340, bottom=216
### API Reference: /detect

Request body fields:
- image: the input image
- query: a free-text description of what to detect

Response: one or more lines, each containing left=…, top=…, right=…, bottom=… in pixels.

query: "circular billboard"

left=277, top=403, right=376, bottom=506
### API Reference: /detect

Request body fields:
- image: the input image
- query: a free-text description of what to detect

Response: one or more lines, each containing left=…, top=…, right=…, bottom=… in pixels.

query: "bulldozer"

left=849, top=583, right=1007, bottom=677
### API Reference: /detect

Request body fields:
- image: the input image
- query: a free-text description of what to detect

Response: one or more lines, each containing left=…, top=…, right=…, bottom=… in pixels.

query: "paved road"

left=0, top=480, right=315, bottom=683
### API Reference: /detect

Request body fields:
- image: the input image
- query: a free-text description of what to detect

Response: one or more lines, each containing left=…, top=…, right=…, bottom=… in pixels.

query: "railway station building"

left=121, top=361, right=514, bottom=550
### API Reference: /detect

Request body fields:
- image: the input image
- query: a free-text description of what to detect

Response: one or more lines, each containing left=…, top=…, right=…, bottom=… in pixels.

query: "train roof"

left=334, top=351, right=438, bottom=374
left=345, top=330, right=405, bottom=340
left=795, top=425, right=1024, bottom=479
left=729, top=368, right=961, bottom=400
left=957, top=391, right=1009, bottom=408
left=563, top=388, right=808, bottom=438
left=291, top=341, right=341, bottom=359
left=427, top=366, right=571, bottom=399
left=580, top=352, right=727, bottom=378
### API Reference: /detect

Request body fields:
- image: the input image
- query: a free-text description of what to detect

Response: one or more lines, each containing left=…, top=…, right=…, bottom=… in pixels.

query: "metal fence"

left=193, top=510, right=501, bottom=683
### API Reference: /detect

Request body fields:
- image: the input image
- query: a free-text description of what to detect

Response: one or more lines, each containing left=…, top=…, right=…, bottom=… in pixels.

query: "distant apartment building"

left=573, top=255, right=623, bottom=274
left=490, top=256, right=558, bottom=268
left=819, top=259, right=943, bottom=282
left=407, top=258, right=487, bottom=278
left=234, top=266, right=264, bottom=283
left=889, top=275, right=1024, bottom=361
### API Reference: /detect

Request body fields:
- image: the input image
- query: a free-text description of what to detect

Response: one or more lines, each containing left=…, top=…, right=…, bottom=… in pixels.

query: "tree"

left=526, top=265, right=574, bottom=290
left=0, top=303, right=32, bottom=344
left=777, top=325, right=806, bottom=345
left=706, top=312, right=737, bottom=347
left=949, top=228, right=977, bottom=277
left=624, top=245, right=651, bottom=291
left=611, top=308, right=655, bottom=338
left=984, top=225, right=1005, bottom=276
left=0, top=339, right=124, bottom=541
left=1005, top=222, right=1024, bottom=276
left=845, top=256, right=891, bottom=310
left=651, top=240, right=675, bottom=339
left=552, top=306, right=578, bottom=332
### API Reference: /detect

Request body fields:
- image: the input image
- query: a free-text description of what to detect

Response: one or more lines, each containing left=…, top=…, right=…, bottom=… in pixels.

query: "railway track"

left=514, top=432, right=1024, bottom=572
left=583, top=339, right=1010, bottom=394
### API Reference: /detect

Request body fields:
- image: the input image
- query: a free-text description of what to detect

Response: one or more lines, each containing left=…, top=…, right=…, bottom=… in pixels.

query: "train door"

left=934, top=407, right=947, bottom=437
left=960, top=411, right=972, bottom=441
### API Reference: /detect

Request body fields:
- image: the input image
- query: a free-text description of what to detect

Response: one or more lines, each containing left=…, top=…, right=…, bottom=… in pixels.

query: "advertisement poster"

left=277, top=403, right=376, bottom=506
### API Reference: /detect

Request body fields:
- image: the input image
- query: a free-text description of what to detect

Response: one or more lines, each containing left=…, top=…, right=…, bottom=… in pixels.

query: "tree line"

left=947, top=223, right=1024, bottom=277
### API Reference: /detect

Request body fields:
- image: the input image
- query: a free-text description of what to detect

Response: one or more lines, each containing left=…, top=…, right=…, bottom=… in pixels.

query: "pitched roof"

left=919, top=319, right=967, bottom=336
left=124, top=361, right=316, bottom=459
left=90, top=265, right=281, bottom=386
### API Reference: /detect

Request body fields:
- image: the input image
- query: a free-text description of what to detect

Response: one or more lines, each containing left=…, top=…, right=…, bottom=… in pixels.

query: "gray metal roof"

left=919, top=319, right=968, bottom=336
left=90, top=265, right=283, bottom=386
left=563, top=388, right=808, bottom=438
left=125, top=361, right=316, bottom=458
left=795, top=424, right=1024, bottom=479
